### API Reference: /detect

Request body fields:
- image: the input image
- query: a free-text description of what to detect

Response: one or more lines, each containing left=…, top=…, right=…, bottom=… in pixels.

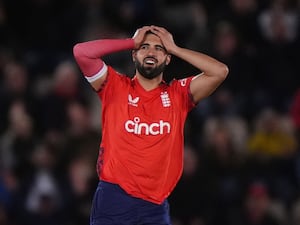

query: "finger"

left=151, top=25, right=162, bottom=30
left=150, top=27, right=163, bottom=36
left=140, top=26, right=151, bottom=32
left=151, top=26, right=167, bottom=33
left=150, top=29, right=163, bottom=39
left=141, top=26, right=152, bottom=33
left=132, top=29, right=139, bottom=38
left=133, top=26, right=151, bottom=38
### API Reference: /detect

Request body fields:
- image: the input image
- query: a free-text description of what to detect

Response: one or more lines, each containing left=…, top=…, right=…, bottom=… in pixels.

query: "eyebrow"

left=140, top=43, right=167, bottom=52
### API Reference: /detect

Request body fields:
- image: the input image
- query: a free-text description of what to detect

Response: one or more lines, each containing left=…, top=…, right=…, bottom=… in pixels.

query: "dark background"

left=0, top=0, right=300, bottom=225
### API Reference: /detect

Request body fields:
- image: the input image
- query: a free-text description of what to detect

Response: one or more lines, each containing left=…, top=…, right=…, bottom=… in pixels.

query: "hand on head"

left=132, top=25, right=176, bottom=53
left=149, top=26, right=176, bottom=54
left=132, top=26, right=152, bottom=49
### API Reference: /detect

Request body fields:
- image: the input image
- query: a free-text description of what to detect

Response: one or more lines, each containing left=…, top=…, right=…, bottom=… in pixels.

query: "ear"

left=132, top=50, right=137, bottom=62
left=166, top=54, right=171, bottom=65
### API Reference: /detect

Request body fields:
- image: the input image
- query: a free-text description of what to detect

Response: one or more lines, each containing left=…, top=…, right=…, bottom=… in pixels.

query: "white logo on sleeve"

left=179, top=78, right=187, bottom=86
left=128, top=94, right=139, bottom=107
left=125, top=117, right=171, bottom=135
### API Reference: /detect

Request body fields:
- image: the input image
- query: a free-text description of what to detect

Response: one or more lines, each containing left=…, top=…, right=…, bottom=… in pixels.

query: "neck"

left=135, top=73, right=163, bottom=91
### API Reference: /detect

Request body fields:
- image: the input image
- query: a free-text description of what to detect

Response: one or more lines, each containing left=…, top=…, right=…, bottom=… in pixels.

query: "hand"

left=150, top=25, right=177, bottom=54
left=132, top=26, right=151, bottom=49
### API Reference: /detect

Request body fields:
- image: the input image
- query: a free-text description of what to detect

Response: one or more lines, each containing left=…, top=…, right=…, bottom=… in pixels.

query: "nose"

left=146, top=46, right=156, bottom=56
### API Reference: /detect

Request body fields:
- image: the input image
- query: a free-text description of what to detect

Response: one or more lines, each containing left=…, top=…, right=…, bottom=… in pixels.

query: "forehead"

left=142, top=33, right=163, bottom=45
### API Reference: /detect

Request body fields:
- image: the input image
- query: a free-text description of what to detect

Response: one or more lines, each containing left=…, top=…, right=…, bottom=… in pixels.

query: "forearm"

left=73, top=39, right=135, bottom=77
left=171, top=46, right=228, bottom=78
left=171, top=46, right=229, bottom=103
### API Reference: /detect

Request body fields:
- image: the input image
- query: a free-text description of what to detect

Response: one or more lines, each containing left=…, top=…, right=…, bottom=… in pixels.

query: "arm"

left=73, top=26, right=152, bottom=91
left=150, top=26, right=229, bottom=103
left=73, top=39, right=134, bottom=91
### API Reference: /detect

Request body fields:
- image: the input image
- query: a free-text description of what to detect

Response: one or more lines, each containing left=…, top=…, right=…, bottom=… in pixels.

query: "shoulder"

left=168, top=76, right=196, bottom=89
left=97, top=66, right=131, bottom=93
left=107, top=66, right=131, bottom=82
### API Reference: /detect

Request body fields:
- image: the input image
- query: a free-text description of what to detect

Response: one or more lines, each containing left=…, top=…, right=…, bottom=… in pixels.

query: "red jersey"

left=97, top=66, right=195, bottom=204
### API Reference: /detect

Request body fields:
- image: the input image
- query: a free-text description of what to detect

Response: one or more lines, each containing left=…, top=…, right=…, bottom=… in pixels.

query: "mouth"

left=144, top=57, right=157, bottom=66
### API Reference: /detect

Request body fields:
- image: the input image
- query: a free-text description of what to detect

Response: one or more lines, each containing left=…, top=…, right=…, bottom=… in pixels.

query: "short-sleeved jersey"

left=97, top=66, right=196, bottom=204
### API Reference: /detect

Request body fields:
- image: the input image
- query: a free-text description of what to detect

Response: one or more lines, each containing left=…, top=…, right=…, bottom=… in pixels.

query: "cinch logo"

left=125, top=117, right=171, bottom=135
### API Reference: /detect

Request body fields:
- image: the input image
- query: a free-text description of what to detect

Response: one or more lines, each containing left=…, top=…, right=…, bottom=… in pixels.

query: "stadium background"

left=0, top=0, right=300, bottom=224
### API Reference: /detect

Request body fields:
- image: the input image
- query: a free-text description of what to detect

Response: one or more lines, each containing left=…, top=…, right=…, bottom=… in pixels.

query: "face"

left=132, top=33, right=171, bottom=79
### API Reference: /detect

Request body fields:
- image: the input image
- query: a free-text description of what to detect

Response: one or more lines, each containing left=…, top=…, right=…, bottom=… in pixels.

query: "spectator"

left=231, top=181, right=286, bottom=225
left=245, top=108, right=298, bottom=205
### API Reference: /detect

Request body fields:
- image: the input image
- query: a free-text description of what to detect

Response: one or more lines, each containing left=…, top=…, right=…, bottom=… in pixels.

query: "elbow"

left=218, top=63, right=229, bottom=81
left=73, top=43, right=84, bottom=58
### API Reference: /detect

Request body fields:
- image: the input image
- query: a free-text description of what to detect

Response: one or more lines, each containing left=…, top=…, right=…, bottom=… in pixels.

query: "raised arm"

left=73, top=26, right=152, bottom=91
left=150, top=26, right=229, bottom=104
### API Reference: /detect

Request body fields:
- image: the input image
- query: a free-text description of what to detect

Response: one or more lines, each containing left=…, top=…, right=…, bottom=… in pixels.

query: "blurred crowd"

left=0, top=0, right=300, bottom=225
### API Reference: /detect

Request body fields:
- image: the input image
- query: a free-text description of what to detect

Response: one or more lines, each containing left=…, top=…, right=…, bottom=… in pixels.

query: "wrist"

left=168, top=45, right=181, bottom=55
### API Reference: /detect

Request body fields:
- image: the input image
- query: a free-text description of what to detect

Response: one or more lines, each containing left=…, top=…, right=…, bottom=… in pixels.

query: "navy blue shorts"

left=90, top=181, right=172, bottom=225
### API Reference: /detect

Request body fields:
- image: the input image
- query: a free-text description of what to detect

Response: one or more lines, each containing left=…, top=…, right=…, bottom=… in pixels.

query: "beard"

left=135, top=58, right=167, bottom=80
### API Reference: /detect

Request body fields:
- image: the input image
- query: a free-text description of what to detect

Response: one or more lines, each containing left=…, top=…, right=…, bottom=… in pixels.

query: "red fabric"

left=97, top=66, right=196, bottom=204
left=73, top=39, right=134, bottom=77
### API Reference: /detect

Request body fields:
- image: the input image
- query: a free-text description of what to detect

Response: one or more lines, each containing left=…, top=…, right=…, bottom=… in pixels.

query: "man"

left=73, top=25, right=228, bottom=225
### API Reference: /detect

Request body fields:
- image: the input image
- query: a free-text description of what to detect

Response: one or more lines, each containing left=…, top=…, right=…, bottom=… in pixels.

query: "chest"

left=129, top=90, right=173, bottom=114
left=106, top=85, right=179, bottom=122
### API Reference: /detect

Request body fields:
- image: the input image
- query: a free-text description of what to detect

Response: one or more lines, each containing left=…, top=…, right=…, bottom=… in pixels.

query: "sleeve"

left=73, top=39, right=134, bottom=83
left=97, top=66, right=128, bottom=101
left=173, top=76, right=196, bottom=112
